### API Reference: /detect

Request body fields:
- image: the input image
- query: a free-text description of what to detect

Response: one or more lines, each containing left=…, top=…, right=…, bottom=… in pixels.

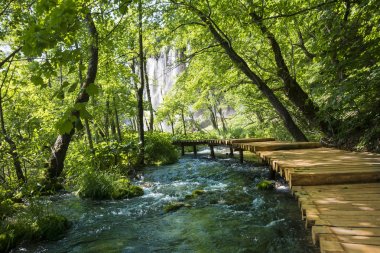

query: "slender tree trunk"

left=0, top=98, right=25, bottom=182
left=143, top=57, right=154, bottom=132
left=111, top=118, right=117, bottom=140
left=84, top=119, right=94, bottom=154
left=78, top=48, right=94, bottom=153
left=104, top=98, right=110, bottom=141
left=218, top=108, right=227, bottom=132
left=189, top=6, right=307, bottom=141
left=47, top=13, right=98, bottom=179
left=251, top=12, right=334, bottom=136
left=168, top=115, right=175, bottom=135
left=0, top=59, right=25, bottom=182
left=180, top=108, right=186, bottom=135
left=136, top=0, right=145, bottom=167
left=113, top=96, right=122, bottom=142
left=207, top=105, right=219, bottom=132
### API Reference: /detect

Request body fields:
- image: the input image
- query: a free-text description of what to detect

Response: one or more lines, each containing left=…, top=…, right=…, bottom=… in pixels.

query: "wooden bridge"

left=173, top=138, right=380, bottom=253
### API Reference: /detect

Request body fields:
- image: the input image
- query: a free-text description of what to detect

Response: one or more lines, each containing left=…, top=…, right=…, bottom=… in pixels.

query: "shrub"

left=145, top=132, right=178, bottom=165
left=78, top=171, right=143, bottom=200
left=0, top=202, right=70, bottom=253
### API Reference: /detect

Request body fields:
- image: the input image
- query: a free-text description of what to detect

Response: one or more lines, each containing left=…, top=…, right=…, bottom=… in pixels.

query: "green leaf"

left=62, top=81, right=70, bottom=88
left=31, top=75, right=44, bottom=86
left=79, top=108, right=92, bottom=119
left=68, top=82, right=78, bottom=92
left=75, top=118, right=84, bottom=131
left=58, top=119, right=73, bottom=134
left=56, top=90, right=65, bottom=99
left=85, top=83, right=100, bottom=96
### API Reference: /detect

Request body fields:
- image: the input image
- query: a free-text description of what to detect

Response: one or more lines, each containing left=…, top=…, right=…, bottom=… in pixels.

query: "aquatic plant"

left=256, top=180, right=275, bottom=190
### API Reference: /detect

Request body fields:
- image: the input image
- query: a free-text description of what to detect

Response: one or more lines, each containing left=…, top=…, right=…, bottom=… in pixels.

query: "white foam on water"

left=265, top=218, right=285, bottom=227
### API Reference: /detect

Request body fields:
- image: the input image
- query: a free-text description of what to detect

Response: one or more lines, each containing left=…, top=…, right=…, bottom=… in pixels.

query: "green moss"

left=36, top=214, right=70, bottom=240
left=112, top=185, right=144, bottom=200
left=163, top=202, right=191, bottom=213
left=256, top=180, right=275, bottom=190
left=185, top=189, right=206, bottom=200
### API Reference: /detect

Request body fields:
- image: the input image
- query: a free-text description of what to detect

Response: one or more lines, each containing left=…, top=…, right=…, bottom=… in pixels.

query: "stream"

left=15, top=152, right=318, bottom=253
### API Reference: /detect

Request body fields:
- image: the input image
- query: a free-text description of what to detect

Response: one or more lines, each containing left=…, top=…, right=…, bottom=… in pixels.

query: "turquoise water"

left=15, top=155, right=317, bottom=253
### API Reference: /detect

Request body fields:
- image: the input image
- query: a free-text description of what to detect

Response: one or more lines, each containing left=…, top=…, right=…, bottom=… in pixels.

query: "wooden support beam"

left=181, top=145, right=185, bottom=156
left=229, top=147, right=234, bottom=157
left=269, top=168, right=276, bottom=180
left=239, top=149, right=243, bottom=163
left=209, top=145, right=215, bottom=159
left=193, top=145, right=197, bottom=156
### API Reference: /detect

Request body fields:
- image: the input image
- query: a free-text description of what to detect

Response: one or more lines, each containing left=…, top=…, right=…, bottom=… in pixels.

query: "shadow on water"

left=14, top=153, right=318, bottom=253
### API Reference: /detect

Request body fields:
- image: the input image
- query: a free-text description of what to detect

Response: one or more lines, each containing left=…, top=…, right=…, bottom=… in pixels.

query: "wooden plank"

left=292, top=184, right=380, bottom=194
left=320, top=237, right=345, bottom=253
left=313, top=226, right=380, bottom=245
left=289, top=170, right=380, bottom=187
left=316, top=219, right=380, bottom=228
left=228, top=137, right=275, bottom=144
left=341, top=242, right=380, bottom=253
left=320, top=234, right=380, bottom=246
left=252, top=141, right=322, bottom=151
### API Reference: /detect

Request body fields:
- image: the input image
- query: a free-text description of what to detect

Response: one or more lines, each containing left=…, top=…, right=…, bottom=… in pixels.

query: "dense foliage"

left=0, top=0, right=379, bottom=251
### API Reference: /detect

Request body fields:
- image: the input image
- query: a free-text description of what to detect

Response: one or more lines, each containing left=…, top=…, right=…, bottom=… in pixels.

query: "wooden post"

left=229, top=146, right=234, bottom=157
left=209, top=145, right=215, bottom=159
left=193, top=145, right=197, bottom=156
left=181, top=144, right=185, bottom=156
left=239, top=149, right=243, bottom=163
left=269, top=168, right=276, bottom=180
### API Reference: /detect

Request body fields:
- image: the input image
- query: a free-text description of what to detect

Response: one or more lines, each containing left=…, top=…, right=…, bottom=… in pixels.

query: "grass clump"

left=78, top=171, right=143, bottom=200
left=0, top=201, right=70, bottom=253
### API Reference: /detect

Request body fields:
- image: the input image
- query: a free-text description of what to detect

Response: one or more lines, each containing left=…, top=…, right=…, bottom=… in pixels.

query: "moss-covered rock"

left=256, top=180, right=275, bottom=190
left=185, top=189, right=206, bottom=200
left=163, top=202, right=191, bottom=213
left=112, top=184, right=144, bottom=200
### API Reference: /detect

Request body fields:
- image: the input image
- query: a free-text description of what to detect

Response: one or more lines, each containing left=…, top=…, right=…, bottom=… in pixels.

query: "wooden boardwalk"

left=173, top=138, right=380, bottom=253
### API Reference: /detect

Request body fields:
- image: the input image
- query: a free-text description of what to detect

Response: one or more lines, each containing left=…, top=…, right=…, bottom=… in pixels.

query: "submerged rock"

left=163, top=202, right=191, bottom=213
left=184, top=189, right=206, bottom=200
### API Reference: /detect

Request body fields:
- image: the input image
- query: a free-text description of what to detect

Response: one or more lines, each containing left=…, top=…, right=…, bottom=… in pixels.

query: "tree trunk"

left=113, top=96, right=122, bottom=142
left=136, top=0, right=145, bottom=167
left=0, top=58, right=25, bottom=183
left=251, top=12, right=334, bottom=136
left=191, top=7, right=307, bottom=141
left=218, top=108, right=227, bottom=132
left=180, top=108, right=186, bottom=135
left=84, top=119, right=94, bottom=154
left=111, top=118, right=117, bottom=140
left=104, top=98, right=110, bottom=141
left=78, top=48, right=94, bottom=153
left=47, top=13, right=98, bottom=179
left=143, top=56, right=154, bottom=132
left=207, top=105, right=219, bottom=132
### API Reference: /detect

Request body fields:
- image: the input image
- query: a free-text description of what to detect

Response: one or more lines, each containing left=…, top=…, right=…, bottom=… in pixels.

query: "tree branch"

left=0, top=46, right=22, bottom=69
left=259, top=0, right=338, bottom=21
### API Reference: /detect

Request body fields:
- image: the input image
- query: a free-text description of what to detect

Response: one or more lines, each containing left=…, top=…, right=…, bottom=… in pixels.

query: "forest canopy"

left=0, top=0, right=379, bottom=189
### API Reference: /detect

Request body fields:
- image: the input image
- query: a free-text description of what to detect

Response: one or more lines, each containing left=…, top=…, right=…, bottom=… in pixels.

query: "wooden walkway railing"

left=172, top=138, right=380, bottom=253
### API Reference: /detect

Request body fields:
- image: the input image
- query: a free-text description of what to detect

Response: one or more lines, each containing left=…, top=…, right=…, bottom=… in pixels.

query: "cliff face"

left=145, top=47, right=185, bottom=109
